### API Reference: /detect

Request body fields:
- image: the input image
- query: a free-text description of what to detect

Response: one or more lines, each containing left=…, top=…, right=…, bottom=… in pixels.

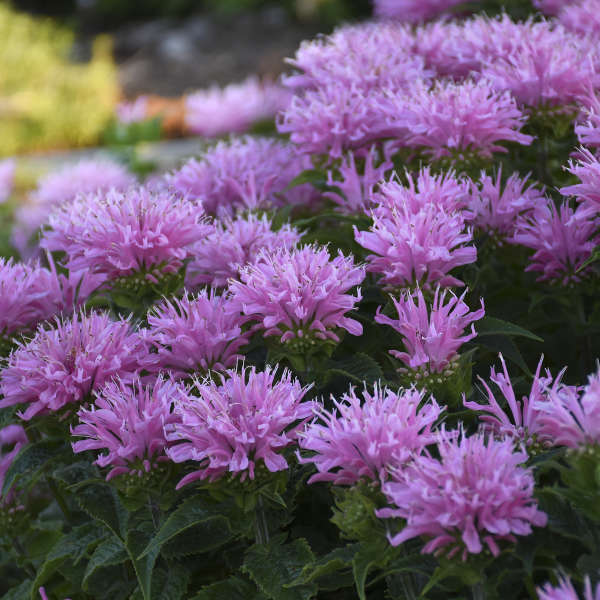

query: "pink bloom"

left=143, top=290, right=249, bottom=377
left=13, top=159, right=135, bottom=258
left=324, top=147, right=392, bottom=215
left=0, top=159, right=15, bottom=204
left=468, top=168, right=545, bottom=238
left=533, top=0, right=564, bottom=15
left=575, top=91, right=600, bottom=149
left=185, top=77, right=291, bottom=137
left=385, top=79, right=532, bottom=160
left=373, top=0, right=471, bottom=22
left=558, top=0, right=600, bottom=38
left=512, top=201, right=599, bottom=285
left=116, top=96, right=148, bottom=124
left=72, top=376, right=182, bottom=480
left=0, top=312, right=148, bottom=421
left=186, top=213, right=301, bottom=288
left=464, top=354, right=569, bottom=446
left=166, top=366, right=313, bottom=486
left=285, top=21, right=429, bottom=92
left=561, top=147, right=600, bottom=211
left=376, top=431, right=547, bottom=559
left=41, top=188, right=209, bottom=285
left=0, top=424, right=27, bottom=505
left=228, top=245, right=364, bottom=344
left=538, top=575, right=600, bottom=600
left=167, top=136, right=315, bottom=216
left=355, top=202, right=476, bottom=289
left=535, top=366, right=600, bottom=448
left=298, top=384, right=442, bottom=485
left=375, top=287, right=484, bottom=374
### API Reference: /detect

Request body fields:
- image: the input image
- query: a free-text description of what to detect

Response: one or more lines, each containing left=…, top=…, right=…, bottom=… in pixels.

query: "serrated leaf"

left=292, top=544, right=358, bottom=586
left=161, top=518, right=234, bottom=559
left=2, top=438, right=68, bottom=496
left=127, top=527, right=160, bottom=600
left=476, top=316, right=543, bottom=342
left=53, top=461, right=100, bottom=487
left=32, top=523, right=105, bottom=597
left=477, top=335, right=532, bottom=376
left=191, top=576, right=267, bottom=600
left=150, top=564, right=190, bottom=600
left=1, top=579, right=32, bottom=600
left=77, top=482, right=129, bottom=540
left=138, top=496, right=233, bottom=560
left=352, top=542, right=382, bottom=600
left=82, top=536, right=129, bottom=591
left=242, top=534, right=317, bottom=600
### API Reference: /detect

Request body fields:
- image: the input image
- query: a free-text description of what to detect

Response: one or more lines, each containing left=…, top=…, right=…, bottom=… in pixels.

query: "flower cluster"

left=228, top=245, right=364, bottom=346
left=299, top=385, right=442, bottom=485
left=166, top=367, right=312, bottom=485
left=144, top=290, right=249, bottom=377
left=0, top=312, right=147, bottom=420
left=373, top=0, right=470, bottom=23
left=185, top=77, right=291, bottom=137
left=377, top=431, right=547, bottom=559
left=375, top=287, right=484, bottom=375
left=562, top=148, right=600, bottom=212
left=538, top=575, right=600, bottom=600
left=72, top=376, right=181, bottom=480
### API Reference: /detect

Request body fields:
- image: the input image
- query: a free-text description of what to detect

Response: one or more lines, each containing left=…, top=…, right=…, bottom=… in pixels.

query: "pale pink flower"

left=228, top=245, right=364, bottom=344
left=538, top=575, right=600, bottom=600
left=72, top=376, right=182, bottom=480
left=0, top=159, right=15, bottom=204
left=373, top=0, right=471, bottom=22
left=575, top=91, right=600, bottom=150
left=375, top=287, right=484, bottom=374
left=377, top=431, right=547, bottom=559
left=533, top=0, right=564, bottom=15
left=166, top=366, right=313, bottom=486
left=299, top=384, right=442, bottom=485
left=561, top=147, right=600, bottom=211
left=116, top=96, right=148, bottom=124
left=143, top=290, right=249, bottom=377
left=558, top=0, right=600, bottom=38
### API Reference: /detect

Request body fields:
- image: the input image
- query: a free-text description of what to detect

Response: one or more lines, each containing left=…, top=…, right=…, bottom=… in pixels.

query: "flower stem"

left=254, top=495, right=270, bottom=545
left=472, top=581, right=486, bottom=600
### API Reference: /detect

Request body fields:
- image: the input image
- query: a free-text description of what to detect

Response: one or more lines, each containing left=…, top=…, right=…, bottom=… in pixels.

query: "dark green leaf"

left=82, top=535, right=129, bottom=591
left=191, top=576, right=267, bottom=600
left=291, top=544, right=358, bottom=586
left=77, top=482, right=129, bottom=540
left=127, top=527, right=160, bottom=600
left=1, top=579, right=32, bottom=600
left=352, top=540, right=387, bottom=600
left=477, top=316, right=543, bottom=342
left=150, top=564, right=190, bottom=600
left=243, top=534, right=317, bottom=600
left=477, top=335, right=532, bottom=376
left=327, top=353, right=383, bottom=385
left=577, top=245, right=600, bottom=272
left=285, top=169, right=327, bottom=191
left=0, top=405, right=22, bottom=430
left=138, top=495, right=233, bottom=559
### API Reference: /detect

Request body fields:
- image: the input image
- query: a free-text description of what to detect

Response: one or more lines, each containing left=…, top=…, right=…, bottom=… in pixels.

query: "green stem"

left=45, top=476, right=72, bottom=523
left=254, top=495, right=270, bottom=545
left=148, top=495, right=160, bottom=530
left=11, top=536, right=35, bottom=578
left=472, top=581, right=486, bottom=600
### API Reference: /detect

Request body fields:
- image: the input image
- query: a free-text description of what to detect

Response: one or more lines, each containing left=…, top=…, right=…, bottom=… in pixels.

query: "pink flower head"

left=0, top=424, right=27, bottom=505
left=228, top=245, right=364, bottom=344
left=167, top=136, right=315, bottom=216
left=373, top=0, right=470, bottom=22
left=468, top=168, right=545, bottom=238
left=375, top=287, right=484, bottom=374
left=558, top=0, right=600, bottom=38
left=298, top=384, right=442, bottom=485
left=0, top=312, right=148, bottom=421
left=185, top=77, right=291, bottom=137
left=278, top=80, right=397, bottom=158
left=285, top=21, right=429, bottom=92
left=143, top=290, right=249, bottom=377
left=376, top=431, right=547, bottom=559
left=41, top=188, right=210, bottom=286
left=385, top=79, right=532, bottom=161
left=166, top=366, right=313, bottom=486
left=512, top=200, right=599, bottom=285
left=324, top=146, right=393, bottom=215
left=186, top=213, right=301, bottom=288
left=533, top=0, right=564, bottom=15
left=480, top=30, right=594, bottom=108
left=464, top=354, right=569, bottom=446
left=372, top=168, right=472, bottom=216
left=575, top=91, right=600, bottom=150
left=13, top=159, right=135, bottom=257
left=561, top=147, right=600, bottom=211
left=0, top=159, right=15, bottom=204
left=538, top=575, right=600, bottom=600
left=116, top=96, right=148, bottom=124
left=72, top=376, right=182, bottom=480
left=355, top=202, right=477, bottom=289
left=535, top=366, right=600, bottom=449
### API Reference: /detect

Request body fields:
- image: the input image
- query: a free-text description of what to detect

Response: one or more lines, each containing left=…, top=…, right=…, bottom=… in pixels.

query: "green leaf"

left=352, top=540, right=387, bottom=600
left=138, top=496, right=233, bottom=560
left=242, top=534, right=317, bottom=600
left=191, top=576, right=267, bottom=600
left=53, top=460, right=101, bottom=488
left=82, top=535, right=129, bottom=591
left=285, top=169, right=327, bottom=191
left=291, top=544, right=358, bottom=586
left=477, top=335, right=532, bottom=376
left=161, top=518, right=234, bottom=558
left=577, top=245, right=600, bottom=272
left=127, top=527, right=160, bottom=600
left=476, top=316, right=543, bottom=342
left=327, top=353, right=383, bottom=385
left=2, top=438, right=68, bottom=496
left=1, top=579, right=32, bottom=600
left=150, top=564, right=191, bottom=600
left=0, top=405, right=22, bottom=429
left=77, top=482, right=129, bottom=540
left=32, top=523, right=105, bottom=597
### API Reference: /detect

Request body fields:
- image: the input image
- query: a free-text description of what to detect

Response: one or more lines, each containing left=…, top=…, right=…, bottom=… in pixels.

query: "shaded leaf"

left=291, top=544, right=358, bottom=586
left=77, top=482, right=129, bottom=540
left=82, top=535, right=129, bottom=591
left=327, top=353, right=383, bottom=385
left=150, top=564, right=191, bottom=600
left=477, top=316, right=543, bottom=342
left=191, top=576, right=266, bottom=600
left=1, top=579, right=32, bottom=600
